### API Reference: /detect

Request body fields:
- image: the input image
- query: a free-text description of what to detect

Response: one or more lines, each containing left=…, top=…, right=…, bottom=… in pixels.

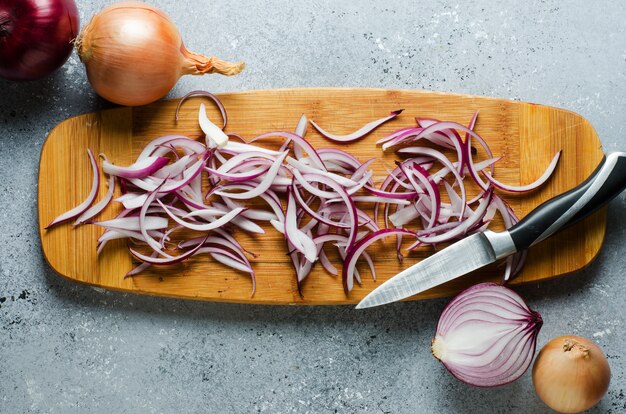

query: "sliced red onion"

left=46, top=149, right=100, bottom=229
left=158, top=200, right=246, bottom=232
left=205, top=163, right=270, bottom=182
left=400, top=147, right=467, bottom=219
left=311, top=109, right=403, bottom=142
left=342, top=228, right=415, bottom=293
left=223, top=141, right=284, bottom=157
left=221, top=197, right=277, bottom=222
left=103, top=156, right=170, bottom=179
left=284, top=189, right=317, bottom=262
left=194, top=247, right=253, bottom=273
left=97, top=228, right=166, bottom=244
left=432, top=283, right=542, bottom=387
left=376, top=126, right=417, bottom=145
left=139, top=187, right=174, bottom=258
left=292, top=183, right=350, bottom=229
left=129, top=156, right=207, bottom=193
left=92, top=216, right=169, bottom=231
left=303, top=173, right=359, bottom=248
left=152, top=155, right=193, bottom=179
left=52, top=101, right=561, bottom=295
left=211, top=202, right=265, bottom=234
left=338, top=196, right=410, bottom=205
left=388, top=205, right=420, bottom=227
left=137, top=135, right=205, bottom=161
left=319, top=248, right=337, bottom=276
left=318, top=148, right=363, bottom=171
left=280, top=114, right=308, bottom=156
left=482, top=151, right=561, bottom=192
left=199, top=103, right=229, bottom=148
left=125, top=254, right=157, bottom=277
left=175, top=90, right=227, bottom=129
left=251, top=131, right=326, bottom=171
left=74, top=171, right=115, bottom=226
left=215, top=152, right=288, bottom=200
left=130, top=235, right=209, bottom=266
left=287, top=156, right=357, bottom=188
left=416, top=191, right=493, bottom=244
left=396, top=161, right=440, bottom=229
left=115, top=193, right=147, bottom=210
left=216, top=183, right=285, bottom=222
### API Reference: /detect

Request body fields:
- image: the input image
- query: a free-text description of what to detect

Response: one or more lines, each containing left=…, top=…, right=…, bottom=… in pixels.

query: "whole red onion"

left=0, top=0, right=79, bottom=81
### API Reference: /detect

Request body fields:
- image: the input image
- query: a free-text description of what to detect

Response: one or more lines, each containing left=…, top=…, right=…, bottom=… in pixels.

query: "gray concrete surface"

left=1, top=0, right=624, bottom=412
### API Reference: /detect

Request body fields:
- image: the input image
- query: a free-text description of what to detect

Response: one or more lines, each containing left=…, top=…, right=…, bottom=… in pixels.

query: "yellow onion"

left=532, top=335, right=611, bottom=413
left=76, top=2, right=244, bottom=106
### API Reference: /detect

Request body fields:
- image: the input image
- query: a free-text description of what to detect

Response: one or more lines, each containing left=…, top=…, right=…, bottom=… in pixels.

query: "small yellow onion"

left=532, top=335, right=611, bottom=413
left=76, top=2, right=244, bottom=106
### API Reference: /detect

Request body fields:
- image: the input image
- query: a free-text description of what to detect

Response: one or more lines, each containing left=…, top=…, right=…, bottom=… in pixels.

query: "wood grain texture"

left=38, top=88, right=606, bottom=304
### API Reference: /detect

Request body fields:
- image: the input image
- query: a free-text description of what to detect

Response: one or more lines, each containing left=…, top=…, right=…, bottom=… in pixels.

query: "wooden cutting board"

left=38, top=88, right=605, bottom=305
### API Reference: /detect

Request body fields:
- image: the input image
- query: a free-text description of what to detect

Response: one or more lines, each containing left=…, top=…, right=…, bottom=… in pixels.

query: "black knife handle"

left=509, top=152, right=626, bottom=251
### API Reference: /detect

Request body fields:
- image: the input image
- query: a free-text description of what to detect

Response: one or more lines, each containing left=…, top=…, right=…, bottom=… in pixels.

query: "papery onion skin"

left=76, top=2, right=245, bottom=106
left=0, top=0, right=79, bottom=81
left=532, top=335, right=610, bottom=413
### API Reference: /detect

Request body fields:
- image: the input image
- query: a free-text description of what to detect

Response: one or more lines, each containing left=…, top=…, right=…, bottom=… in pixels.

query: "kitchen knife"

left=356, top=151, right=626, bottom=309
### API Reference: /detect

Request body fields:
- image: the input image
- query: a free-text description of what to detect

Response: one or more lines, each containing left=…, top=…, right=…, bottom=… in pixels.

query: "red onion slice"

left=342, top=228, right=415, bottom=293
left=46, top=149, right=100, bottom=229
left=215, top=152, right=288, bottom=200
left=92, top=216, right=169, bottom=231
left=129, top=157, right=206, bottom=193
left=292, top=183, right=350, bottom=229
left=158, top=200, right=246, bottom=232
left=287, top=156, right=358, bottom=188
left=74, top=172, right=115, bottom=226
left=152, top=155, right=193, bottom=179
left=103, top=156, right=170, bottom=179
left=281, top=114, right=308, bottom=156
left=223, top=141, right=284, bottom=157
left=432, top=283, right=542, bottom=387
left=251, top=131, right=327, bottom=171
left=130, top=235, right=210, bottom=266
left=482, top=151, right=561, bottom=192
left=311, top=109, right=404, bottom=142
left=51, top=100, right=561, bottom=295
left=140, top=187, right=174, bottom=258
left=199, top=103, right=229, bottom=148
left=175, top=90, right=227, bottom=129
left=137, top=135, right=205, bottom=161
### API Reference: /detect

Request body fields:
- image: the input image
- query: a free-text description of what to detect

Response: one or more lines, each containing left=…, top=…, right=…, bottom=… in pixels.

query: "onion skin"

left=76, top=2, right=245, bottom=106
left=0, top=0, right=79, bottom=81
left=532, top=335, right=610, bottom=413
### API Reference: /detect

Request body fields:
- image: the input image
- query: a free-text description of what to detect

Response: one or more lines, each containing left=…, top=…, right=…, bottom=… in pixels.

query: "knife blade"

left=356, top=151, right=626, bottom=309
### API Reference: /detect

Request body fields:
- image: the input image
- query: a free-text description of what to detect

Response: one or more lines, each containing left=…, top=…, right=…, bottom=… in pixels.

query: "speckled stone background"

left=1, top=0, right=624, bottom=413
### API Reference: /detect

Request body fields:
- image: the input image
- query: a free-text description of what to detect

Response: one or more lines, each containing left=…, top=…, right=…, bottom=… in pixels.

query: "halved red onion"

left=311, top=109, right=404, bottom=142
left=432, top=283, right=542, bottom=387
left=46, top=149, right=100, bottom=229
